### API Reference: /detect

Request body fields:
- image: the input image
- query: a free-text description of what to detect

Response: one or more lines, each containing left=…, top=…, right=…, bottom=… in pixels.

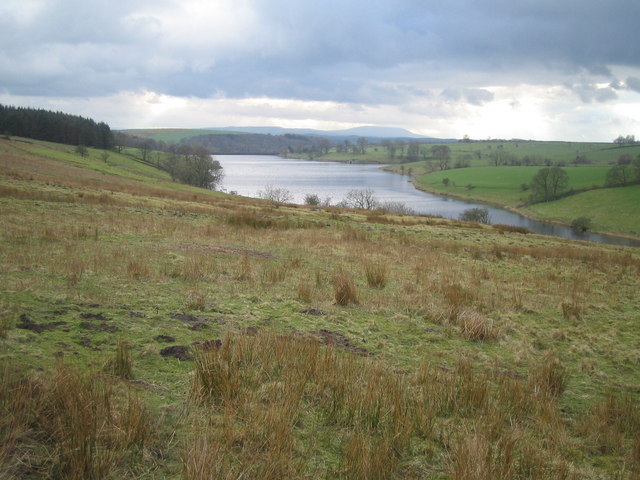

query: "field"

left=413, top=166, right=609, bottom=205
left=528, top=185, right=640, bottom=236
left=1, top=137, right=640, bottom=479
left=317, top=140, right=640, bottom=166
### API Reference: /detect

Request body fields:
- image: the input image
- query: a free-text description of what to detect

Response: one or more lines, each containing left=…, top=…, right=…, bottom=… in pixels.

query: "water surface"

left=218, top=155, right=639, bottom=247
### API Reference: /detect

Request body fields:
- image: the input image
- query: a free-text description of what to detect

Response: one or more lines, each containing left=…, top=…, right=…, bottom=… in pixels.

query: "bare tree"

left=258, top=185, right=293, bottom=203
left=342, top=189, right=379, bottom=210
left=459, top=208, right=490, bottom=224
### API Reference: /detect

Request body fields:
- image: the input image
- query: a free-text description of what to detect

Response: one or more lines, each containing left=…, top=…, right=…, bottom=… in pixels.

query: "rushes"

left=529, top=351, right=567, bottom=399
left=364, top=259, right=387, bottom=289
left=0, top=362, right=154, bottom=480
left=333, top=271, right=359, bottom=305
left=105, top=339, right=133, bottom=379
left=0, top=303, right=14, bottom=339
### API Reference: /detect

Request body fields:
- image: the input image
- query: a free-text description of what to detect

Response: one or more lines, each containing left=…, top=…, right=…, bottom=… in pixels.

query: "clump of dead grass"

left=333, top=271, right=359, bottom=306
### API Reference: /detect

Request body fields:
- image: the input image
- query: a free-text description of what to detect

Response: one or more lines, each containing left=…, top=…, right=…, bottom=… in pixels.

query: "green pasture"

left=415, top=166, right=610, bottom=206
left=317, top=140, right=640, bottom=166
left=526, top=184, right=640, bottom=236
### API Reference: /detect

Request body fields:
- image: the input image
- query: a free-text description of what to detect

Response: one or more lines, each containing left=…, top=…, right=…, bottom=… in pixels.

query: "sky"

left=1, top=0, right=640, bottom=141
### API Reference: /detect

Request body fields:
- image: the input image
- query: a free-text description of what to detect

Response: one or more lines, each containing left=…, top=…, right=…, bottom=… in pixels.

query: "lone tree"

left=431, top=145, right=451, bottom=170
left=605, top=164, right=632, bottom=186
left=529, top=167, right=569, bottom=202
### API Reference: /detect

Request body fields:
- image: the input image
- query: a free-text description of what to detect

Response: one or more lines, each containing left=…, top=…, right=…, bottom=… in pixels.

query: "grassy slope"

left=1, top=137, right=639, bottom=479
left=527, top=185, right=640, bottom=236
left=414, top=166, right=609, bottom=204
left=315, top=141, right=640, bottom=165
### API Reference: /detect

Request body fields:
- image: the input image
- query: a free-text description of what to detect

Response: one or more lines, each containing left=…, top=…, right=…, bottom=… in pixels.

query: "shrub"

left=570, top=217, right=591, bottom=233
left=258, top=185, right=293, bottom=203
left=377, top=201, right=416, bottom=215
left=304, top=193, right=321, bottom=205
left=459, top=207, right=490, bottom=225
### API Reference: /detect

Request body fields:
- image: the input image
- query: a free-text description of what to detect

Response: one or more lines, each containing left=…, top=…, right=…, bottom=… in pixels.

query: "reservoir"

left=218, top=155, right=640, bottom=247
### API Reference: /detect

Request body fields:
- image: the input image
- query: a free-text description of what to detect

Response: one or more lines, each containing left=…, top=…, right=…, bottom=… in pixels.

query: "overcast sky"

left=1, top=0, right=640, bottom=141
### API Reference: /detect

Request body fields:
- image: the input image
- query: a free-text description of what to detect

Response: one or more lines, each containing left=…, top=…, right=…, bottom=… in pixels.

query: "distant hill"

left=117, top=126, right=453, bottom=156
left=208, top=125, right=452, bottom=142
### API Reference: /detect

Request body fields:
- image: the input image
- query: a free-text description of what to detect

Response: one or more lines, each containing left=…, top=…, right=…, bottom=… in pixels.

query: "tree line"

left=0, top=104, right=113, bottom=149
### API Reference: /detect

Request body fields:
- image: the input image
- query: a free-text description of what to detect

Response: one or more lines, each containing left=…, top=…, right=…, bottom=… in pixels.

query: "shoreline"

left=279, top=155, right=640, bottom=243
left=408, top=177, right=640, bottom=243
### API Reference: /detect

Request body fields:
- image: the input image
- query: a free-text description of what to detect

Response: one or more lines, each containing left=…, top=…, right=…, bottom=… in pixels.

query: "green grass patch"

left=1, top=137, right=640, bottom=478
left=415, top=166, right=610, bottom=206
left=527, top=184, right=640, bottom=236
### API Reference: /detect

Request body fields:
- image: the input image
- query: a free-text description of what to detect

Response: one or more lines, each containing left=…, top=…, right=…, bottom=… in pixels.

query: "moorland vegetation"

left=1, top=134, right=639, bottom=479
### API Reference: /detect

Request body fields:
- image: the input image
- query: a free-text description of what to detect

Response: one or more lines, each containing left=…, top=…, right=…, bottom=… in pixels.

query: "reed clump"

left=364, top=259, right=387, bottom=289
left=333, top=271, right=359, bottom=306
left=0, top=362, right=155, bottom=480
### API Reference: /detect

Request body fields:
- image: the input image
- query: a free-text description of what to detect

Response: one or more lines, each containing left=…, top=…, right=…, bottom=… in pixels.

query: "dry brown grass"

left=529, top=351, right=567, bottom=399
left=364, top=259, right=388, bottom=289
left=333, top=270, right=359, bottom=306
left=0, top=362, right=155, bottom=479
left=457, top=310, right=500, bottom=341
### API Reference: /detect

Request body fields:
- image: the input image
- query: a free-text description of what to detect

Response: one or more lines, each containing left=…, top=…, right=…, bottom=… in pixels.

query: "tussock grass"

left=0, top=362, right=155, bottom=479
left=2, top=137, right=640, bottom=478
left=333, top=270, right=359, bottom=305
left=364, top=259, right=388, bottom=289
left=105, top=339, right=133, bottom=379
left=457, top=310, right=500, bottom=341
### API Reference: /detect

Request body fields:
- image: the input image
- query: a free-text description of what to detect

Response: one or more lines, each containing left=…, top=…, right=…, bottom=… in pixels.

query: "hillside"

left=1, top=137, right=639, bottom=479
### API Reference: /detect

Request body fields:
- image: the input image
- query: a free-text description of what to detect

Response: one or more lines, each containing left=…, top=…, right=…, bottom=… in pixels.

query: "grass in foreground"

left=1, top=137, right=639, bottom=479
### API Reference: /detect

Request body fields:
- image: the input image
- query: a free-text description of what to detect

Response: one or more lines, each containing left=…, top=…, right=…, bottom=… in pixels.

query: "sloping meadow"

left=1, top=141, right=639, bottom=479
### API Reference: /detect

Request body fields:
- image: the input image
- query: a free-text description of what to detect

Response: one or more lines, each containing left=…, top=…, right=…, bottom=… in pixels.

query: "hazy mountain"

left=207, top=125, right=445, bottom=141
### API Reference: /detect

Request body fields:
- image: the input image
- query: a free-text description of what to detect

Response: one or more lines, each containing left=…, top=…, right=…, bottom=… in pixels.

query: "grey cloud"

left=626, top=77, right=640, bottom=93
left=441, top=88, right=494, bottom=105
left=572, top=84, right=618, bottom=103
left=0, top=0, right=639, bottom=104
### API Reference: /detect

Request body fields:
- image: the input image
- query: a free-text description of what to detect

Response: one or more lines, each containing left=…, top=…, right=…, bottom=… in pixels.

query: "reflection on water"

left=218, top=155, right=639, bottom=247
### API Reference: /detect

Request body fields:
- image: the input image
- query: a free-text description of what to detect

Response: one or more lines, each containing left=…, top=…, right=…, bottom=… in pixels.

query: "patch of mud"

left=79, top=321, right=118, bottom=333
left=17, top=314, right=67, bottom=333
left=244, top=326, right=259, bottom=335
left=171, top=313, right=215, bottom=330
left=80, top=312, right=109, bottom=321
left=159, top=345, right=191, bottom=361
left=155, top=334, right=176, bottom=343
left=77, top=336, right=101, bottom=350
left=172, top=313, right=203, bottom=323
left=317, top=329, right=371, bottom=357
left=178, top=243, right=276, bottom=259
